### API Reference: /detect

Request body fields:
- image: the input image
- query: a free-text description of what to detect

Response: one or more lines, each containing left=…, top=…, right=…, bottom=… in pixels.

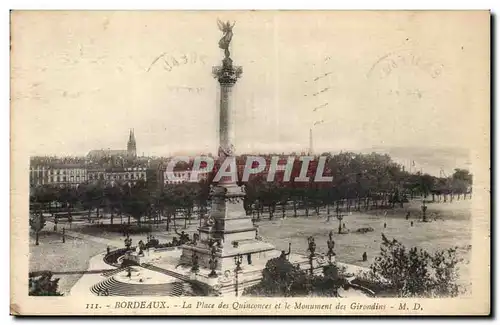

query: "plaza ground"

left=29, top=198, right=473, bottom=295
left=257, top=199, right=472, bottom=290
left=29, top=232, right=108, bottom=294
left=29, top=216, right=200, bottom=293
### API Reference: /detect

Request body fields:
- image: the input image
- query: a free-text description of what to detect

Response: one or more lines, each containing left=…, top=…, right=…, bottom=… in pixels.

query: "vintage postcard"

left=10, top=10, right=490, bottom=316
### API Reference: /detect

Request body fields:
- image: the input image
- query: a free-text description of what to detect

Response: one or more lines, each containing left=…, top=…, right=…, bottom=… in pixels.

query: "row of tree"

left=30, top=180, right=209, bottom=230
left=240, top=152, right=472, bottom=219
left=30, top=152, right=473, bottom=227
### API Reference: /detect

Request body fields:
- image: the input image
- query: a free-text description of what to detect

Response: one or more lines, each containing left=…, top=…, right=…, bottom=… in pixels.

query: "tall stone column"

left=179, top=33, right=275, bottom=274
left=219, top=83, right=234, bottom=157
left=213, top=59, right=242, bottom=188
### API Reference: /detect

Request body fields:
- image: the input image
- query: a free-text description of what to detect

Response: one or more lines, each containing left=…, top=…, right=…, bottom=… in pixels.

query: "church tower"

left=127, top=129, right=137, bottom=158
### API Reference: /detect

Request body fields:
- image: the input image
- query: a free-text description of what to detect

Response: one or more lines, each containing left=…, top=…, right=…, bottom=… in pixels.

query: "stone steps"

left=90, top=275, right=191, bottom=297
left=101, top=267, right=126, bottom=277
left=141, top=263, right=190, bottom=283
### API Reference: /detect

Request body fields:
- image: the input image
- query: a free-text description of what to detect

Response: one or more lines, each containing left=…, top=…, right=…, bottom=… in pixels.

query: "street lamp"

left=326, top=231, right=335, bottom=264
left=234, top=254, right=243, bottom=272
left=307, top=236, right=316, bottom=275
left=335, top=206, right=345, bottom=234
left=234, top=254, right=243, bottom=297
left=208, top=241, right=218, bottom=278
left=421, top=198, right=428, bottom=222
left=191, top=252, right=199, bottom=273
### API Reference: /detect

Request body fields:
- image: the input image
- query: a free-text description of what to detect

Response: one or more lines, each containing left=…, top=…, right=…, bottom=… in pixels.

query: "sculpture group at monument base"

left=179, top=240, right=276, bottom=271
left=120, top=247, right=332, bottom=296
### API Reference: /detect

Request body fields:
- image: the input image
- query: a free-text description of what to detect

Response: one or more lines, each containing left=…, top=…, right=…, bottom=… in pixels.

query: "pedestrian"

left=362, top=252, right=367, bottom=262
left=106, top=246, right=110, bottom=255
left=406, top=212, right=410, bottom=220
left=384, top=222, right=387, bottom=229
left=411, top=221, right=414, bottom=227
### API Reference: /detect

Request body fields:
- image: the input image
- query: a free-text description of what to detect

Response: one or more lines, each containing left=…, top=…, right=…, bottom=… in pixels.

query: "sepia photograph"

left=10, top=10, right=490, bottom=316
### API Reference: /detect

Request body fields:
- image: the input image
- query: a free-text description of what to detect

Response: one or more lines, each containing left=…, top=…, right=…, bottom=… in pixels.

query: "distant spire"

left=308, top=128, right=314, bottom=155
left=127, top=128, right=137, bottom=157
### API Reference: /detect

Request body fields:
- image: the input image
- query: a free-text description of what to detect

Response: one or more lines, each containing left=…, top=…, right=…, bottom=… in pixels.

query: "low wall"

left=103, top=248, right=131, bottom=267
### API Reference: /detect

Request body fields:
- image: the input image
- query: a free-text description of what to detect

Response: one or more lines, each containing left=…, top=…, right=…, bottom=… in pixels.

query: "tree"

left=30, top=186, right=43, bottom=216
left=278, top=186, right=290, bottom=218
left=161, top=183, right=193, bottom=232
left=196, top=179, right=210, bottom=221
left=79, top=182, right=105, bottom=220
left=369, top=234, right=463, bottom=297
left=123, top=180, right=150, bottom=227
left=261, top=183, right=281, bottom=220
left=451, top=169, right=473, bottom=194
left=30, top=185, right=57, bottom=215
left=158, top=188, right=172, bottom=231
left=59, top=186, right=77, bottom=220
left=452, top=169, right=473, bottom=184
left=174, top=183, right=198, bottom=228
left=104, top=184, right=124, bottom=225
left=29, top=213, right=46, bottom=246
left=115, top=183, right=127, bottom=224
left=417, top=173, right=435, bottom=198
left=29, top=271, right=63, bottom=296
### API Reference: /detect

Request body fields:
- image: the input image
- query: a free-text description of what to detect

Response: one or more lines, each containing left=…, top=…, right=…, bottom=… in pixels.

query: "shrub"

left=356, top=227, right=374, bottom=234
left=145, top=238, right=160, bottom=249
left=244, top=257, right=345, bottom=297
left=369, top=234, right=463, bottom=297
left=244, top=257, right=309, bottom=297
left=29, top=271, right=63, bottom=296
left=312, top=264, right=347, bottom=297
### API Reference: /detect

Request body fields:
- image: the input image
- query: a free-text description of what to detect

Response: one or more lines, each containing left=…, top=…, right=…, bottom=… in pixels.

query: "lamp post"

left=208, top=241, right=218, bottom=278
left=421, top=198, right=428, bottom=222
left=307, top=237, right=316, bottom=275
left=191, top=252, right=199, bottom=273
left=234, top=254, right=243, bottom=297
left=326, top=231, right=335, bottom=264
left=335, top=206, right=345, bottom=234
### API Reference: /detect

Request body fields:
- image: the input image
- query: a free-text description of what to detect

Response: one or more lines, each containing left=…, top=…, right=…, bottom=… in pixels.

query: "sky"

left=11, top=11, right=489, bottom=175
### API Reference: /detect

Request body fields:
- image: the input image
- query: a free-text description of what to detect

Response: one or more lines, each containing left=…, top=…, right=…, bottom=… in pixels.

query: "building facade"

left=30, top=164, right=87, bottom=187
left=163, top=170, right=209, bottom=185
left=87, top=167, right=147, bottom=186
